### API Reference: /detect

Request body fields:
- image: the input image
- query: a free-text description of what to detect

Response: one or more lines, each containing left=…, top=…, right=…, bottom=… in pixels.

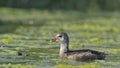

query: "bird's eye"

left=58, top=35, right=62, bottom=37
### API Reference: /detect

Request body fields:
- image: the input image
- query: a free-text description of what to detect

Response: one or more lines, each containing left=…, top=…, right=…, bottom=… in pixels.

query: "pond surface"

left=0, top=8, right=120, bottom=68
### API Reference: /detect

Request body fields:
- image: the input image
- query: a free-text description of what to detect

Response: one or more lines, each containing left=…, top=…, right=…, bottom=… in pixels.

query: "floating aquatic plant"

left=1, top=36, right=13, bottom=44
left=54, top=64, right=104, bottom=68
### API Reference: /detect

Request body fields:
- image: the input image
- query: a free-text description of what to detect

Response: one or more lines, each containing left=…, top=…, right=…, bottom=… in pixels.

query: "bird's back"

left=65, top=49, right=106, bottom=61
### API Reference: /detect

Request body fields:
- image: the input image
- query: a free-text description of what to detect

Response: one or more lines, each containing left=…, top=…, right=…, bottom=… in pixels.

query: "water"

left=0, top=8, right=120, bottom=68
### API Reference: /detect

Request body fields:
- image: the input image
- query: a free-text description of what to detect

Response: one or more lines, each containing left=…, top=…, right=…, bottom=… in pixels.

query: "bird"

left=51, top=32, right=106, bottom=61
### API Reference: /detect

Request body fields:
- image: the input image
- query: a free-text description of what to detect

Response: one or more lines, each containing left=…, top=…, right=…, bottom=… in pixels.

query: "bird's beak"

left=51, top=37, right=57, bottom=42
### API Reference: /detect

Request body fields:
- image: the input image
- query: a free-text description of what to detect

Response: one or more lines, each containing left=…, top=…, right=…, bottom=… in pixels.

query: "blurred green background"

left=0, top=0, right=120, bottom=11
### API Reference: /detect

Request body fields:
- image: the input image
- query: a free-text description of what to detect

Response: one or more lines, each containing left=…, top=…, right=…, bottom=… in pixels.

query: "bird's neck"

left=59, top=41, right=69, bottom=58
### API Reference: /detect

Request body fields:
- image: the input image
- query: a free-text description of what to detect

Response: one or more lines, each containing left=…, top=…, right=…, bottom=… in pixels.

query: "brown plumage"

left=51, top=32, right=106, bottom=61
